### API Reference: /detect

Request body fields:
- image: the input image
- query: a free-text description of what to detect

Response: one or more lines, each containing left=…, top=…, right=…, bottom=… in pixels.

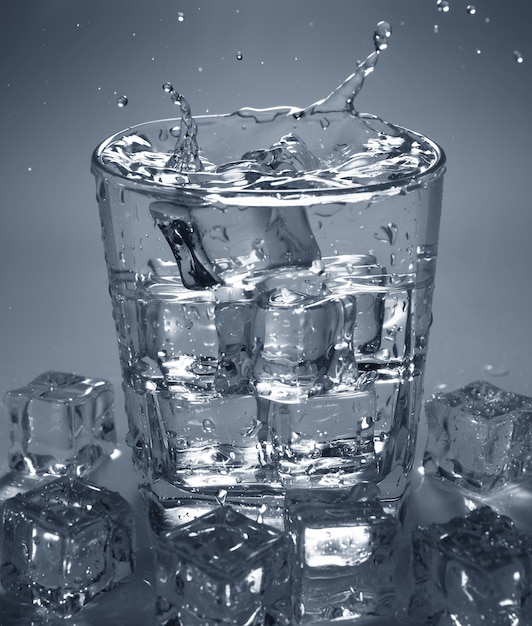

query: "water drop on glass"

left=514, top=50, right=524, bottom=64
left=202, top=418, right=215, bottom=433
left=162, top=82, right=173, bottom=93
left=466, top=5, right=476, bottom=15
left=236, top=51, right=243, bottom=60
left=177, top=11, right=184, bottom=22
left=117, top=95, right=128, bottom=108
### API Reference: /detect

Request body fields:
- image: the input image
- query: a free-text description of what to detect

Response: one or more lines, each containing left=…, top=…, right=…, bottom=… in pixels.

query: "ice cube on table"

left=409, top=506, right=532, bottom=625
left=252, top=270, right=357, bottom=402
left=3, top=371, right=116, bottom=476
left=154, top=505, right=286, bottom=626
left=0, top=476, right=135, bottom=618
left=423, top=381, right=532, bottom=494
left=125, top=388, right=272, bottom=490
left=150, top=201, right=321, bottom=289
left=285, top=484, right=399, bottom=623
left=269, top=387, right=377, bottom=487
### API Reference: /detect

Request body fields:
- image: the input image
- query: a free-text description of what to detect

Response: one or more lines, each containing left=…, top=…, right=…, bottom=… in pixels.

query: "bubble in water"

left=162, top=82, right=173, bottom=93
left=177, top=11, right=184, bottom=22
left=437, top=0, right=450, bottom=13
left=513, top=50, right=524, bottom=64
left=236, top=51, right=243, bottom=61
left=116, top=95, right=128, bottom=108
left=466, top=5, right=476, bottom=15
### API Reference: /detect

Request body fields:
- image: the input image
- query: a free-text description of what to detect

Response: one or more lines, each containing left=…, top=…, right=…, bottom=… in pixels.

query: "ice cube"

left=240, top=133, right=321, bottom=174
left=126, top=388, right=273, bottom=490
left=269, top=387, right=377, bottom=487
left=3, top=372, right=116, bottom=476
left=150, top=200, right=321, bottom=289
left=213, top=297, right=255, bottom=394
left=409, top=506, right=532, bottom=625
left=324, top=254, right=384, bottom=352
left=423, top=381, right=532, bottom=493
left=253, top=271, right=357, bottom=402
left=285, top=484, right=399, bottom=623
left=136, top=282, right=219, bottom=391
left=0, top=476, right=135, bottom=617
left=154, top=505, right=286, bottom=626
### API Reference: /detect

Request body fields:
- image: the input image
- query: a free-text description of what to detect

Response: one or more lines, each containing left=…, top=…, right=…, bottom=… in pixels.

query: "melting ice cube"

left=3, top=372, right=116, bottom=476
left=285, top=484, right=398, bottom=623
left=409, top=506, right=532, bottom=625
left=0, top=476, right=135, bottom=617
left=423, top=381, right=532, bottom=493
left=154, top=506, right=286, bottom=626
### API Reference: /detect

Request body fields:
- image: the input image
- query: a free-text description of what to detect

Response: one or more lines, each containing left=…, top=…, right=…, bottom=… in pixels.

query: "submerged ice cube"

left=128, top=388, right=272, bottom=489
left=154, top=506, right=286, bottom=626
left=0, top=476, right=135, bottom=617
left=253, top=270, right=357, bottom=402
left=423, top=381, right=532, bottom=493
left=269, top=387, right=376, bottom=487
left=285, top=484, right=398, bottom=623
left=150, top=201, right=321, bottom=289
left=409, top=506, right=532, bottom=625
left=3, top=372, right=116, bottom=476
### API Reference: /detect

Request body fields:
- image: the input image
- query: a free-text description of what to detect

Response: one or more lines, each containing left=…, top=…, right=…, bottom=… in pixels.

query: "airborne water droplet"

left=162, top=82, right=173, bottom=93
left=117, top=95, right=128, bottom=108
left=437, top=0, right=450, bottom=13
left=433, top=24, right=439, bottom=34
left=236, top=51, right=243, bottom=61
left=466, top=5, right=476, bottom=15
left=177, top=11, right=185, bottom=22
left=513, top=50, right=524, bottom=64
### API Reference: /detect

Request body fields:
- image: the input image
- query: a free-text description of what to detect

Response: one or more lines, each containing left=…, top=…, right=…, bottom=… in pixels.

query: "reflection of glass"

left=91, top=108, right=445, bottom=520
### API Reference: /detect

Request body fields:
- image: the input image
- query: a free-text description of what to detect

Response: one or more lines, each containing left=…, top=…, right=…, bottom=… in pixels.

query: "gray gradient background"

left=0, top=0, right=531, bottom=615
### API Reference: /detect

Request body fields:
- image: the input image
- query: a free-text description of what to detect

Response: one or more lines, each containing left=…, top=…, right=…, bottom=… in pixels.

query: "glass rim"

left=91, top=114, right=446, bottom=201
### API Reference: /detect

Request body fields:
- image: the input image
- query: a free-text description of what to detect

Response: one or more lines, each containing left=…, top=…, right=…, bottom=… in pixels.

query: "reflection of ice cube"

left=253, top=272, right=356, bottom=402
left=150, top=200, right=320, bottom=289
left=269, top=387, right=376, bottom=487
left=409, top=506, right=532, bottom=625
left=0, top=476, right=135, bottom=617
left=138, top=283, right=218, bottom=391
left=423, top=381, right=532, bottom=494
left=285, top=484, right=398, bottom=623
left=3, top=372, right=116, bottom=476
left=134, top=389, right=272, bottom=489
left=155, top=506, right=286, bottom=626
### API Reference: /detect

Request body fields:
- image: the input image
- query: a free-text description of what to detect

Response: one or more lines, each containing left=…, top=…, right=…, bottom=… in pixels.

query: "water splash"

left=162, top=83, right=202, bottom=172
left=306, top=21, right=392, bottom=115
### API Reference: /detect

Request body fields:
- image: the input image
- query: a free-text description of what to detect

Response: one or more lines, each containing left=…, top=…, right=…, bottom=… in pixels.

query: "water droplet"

left=117, top=95, right=128, bottom=108
left=198, top=66, right=203, bottom=72
left=320, top=117, right=330, bottom=130
left=373, top=20, right=392, bottom=51
left=216, top=489, right=228, bottom=505
left=466, top=5, right=476, bottom=15
left=433, top=24, right=439, bottom=33
left=162, top=82, right=173, bottom=93
left=202, top=418, right=215, bottom=433
left=475, top=48, right=482, bottom=55
left=177, top=11, right=185, bottom=22
left=437, top=0, right=450, bottom=13
left=514, top=50, right=524, bottom=64
left=236, top=51, right=243, bottom=61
